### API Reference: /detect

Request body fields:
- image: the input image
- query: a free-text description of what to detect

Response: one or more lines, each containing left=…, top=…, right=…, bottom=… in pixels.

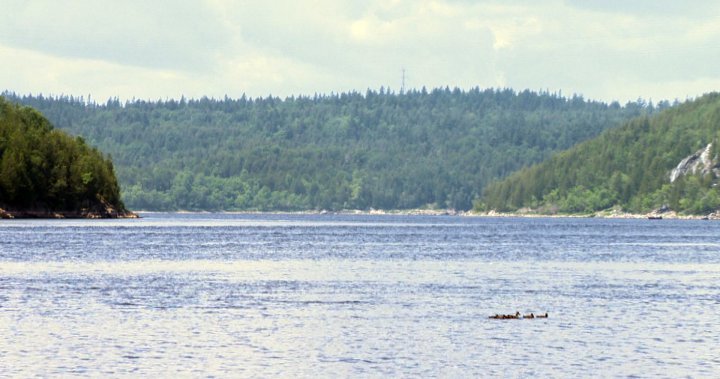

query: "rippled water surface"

left=2, top=213, right=719, bottom=377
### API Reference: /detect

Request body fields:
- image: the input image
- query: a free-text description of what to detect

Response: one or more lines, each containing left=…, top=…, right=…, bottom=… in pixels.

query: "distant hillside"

left=479, top=93, right=720, bottom=215
left=0, top=97, right=131, bottom=218
left=5, top=88, right=653, bottom=211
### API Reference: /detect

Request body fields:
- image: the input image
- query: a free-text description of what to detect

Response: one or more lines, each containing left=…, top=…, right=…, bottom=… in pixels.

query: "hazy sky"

left=2, top=0, right=719, bottom=103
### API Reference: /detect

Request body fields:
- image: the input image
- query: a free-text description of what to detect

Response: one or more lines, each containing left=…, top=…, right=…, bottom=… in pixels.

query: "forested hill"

left=5, top=88, right=656, bottom=211
left=0, top=97, right=129, bottom=218
left=479, top=93, right=720, bottom=215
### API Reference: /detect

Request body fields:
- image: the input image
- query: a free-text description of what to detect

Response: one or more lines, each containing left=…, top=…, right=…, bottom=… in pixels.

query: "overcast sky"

left=2, top=0, right=719, bottom=103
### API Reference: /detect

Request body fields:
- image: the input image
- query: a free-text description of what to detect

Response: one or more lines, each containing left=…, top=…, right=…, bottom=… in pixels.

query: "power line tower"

left=401, top=68, right=406, bottom=94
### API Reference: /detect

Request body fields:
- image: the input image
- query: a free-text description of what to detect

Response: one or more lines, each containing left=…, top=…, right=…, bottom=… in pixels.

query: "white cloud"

left=1, top=0, right=719, bottom=103
left=0, top=0, right=226, bottom=71
left=0, top=44, right=203, bottom=101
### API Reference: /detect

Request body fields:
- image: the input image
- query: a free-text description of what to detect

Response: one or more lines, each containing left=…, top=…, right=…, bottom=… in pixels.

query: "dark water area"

left=2, top=213, right=719, bottom=376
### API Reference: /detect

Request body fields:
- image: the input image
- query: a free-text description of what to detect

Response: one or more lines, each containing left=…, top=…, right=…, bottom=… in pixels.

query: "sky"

left=1, top=0, right=720, bottom=103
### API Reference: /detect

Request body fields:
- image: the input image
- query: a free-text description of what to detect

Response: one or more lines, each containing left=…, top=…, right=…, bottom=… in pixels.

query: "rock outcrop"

left=0, top=197, right=139, bottom=219
left=669, top=143, right=720, bottom=182
left=0, top=207, right=138, bottom=219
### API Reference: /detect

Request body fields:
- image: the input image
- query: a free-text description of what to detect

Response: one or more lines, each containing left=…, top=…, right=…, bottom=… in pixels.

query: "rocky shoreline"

left=135, top=208, right=719, bottom=220
left=0, top=207, right=139, bottom=219
left=351, top=208, right=719, bottom=219
left=472, top=208, right=720, bottom=220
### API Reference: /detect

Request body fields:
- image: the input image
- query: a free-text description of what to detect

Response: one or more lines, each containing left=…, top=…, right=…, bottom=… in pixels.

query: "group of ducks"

left=489, top=311, right=548, bottom=320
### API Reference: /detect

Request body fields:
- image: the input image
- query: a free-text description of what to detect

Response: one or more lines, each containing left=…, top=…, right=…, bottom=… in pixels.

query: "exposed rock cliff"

left=669, top=143, right=720, bottom=182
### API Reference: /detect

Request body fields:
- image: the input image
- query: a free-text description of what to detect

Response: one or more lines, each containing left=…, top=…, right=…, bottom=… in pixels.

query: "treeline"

left=0, top=97, right=125, bottom=212
left=5, top=88, right=657, bottom=211
left=478, top=93, right=720, bottom=214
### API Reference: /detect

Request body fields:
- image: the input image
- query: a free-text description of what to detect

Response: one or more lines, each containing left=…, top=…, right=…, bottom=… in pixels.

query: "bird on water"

left=489, top=311, right=548, bottom=319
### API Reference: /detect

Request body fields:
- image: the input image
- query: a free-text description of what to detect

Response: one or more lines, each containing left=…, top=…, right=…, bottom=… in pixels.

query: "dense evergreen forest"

left=5, top=88, right=657, bottom=211
left=0, top=97, right=126, bottom=216
left=479, top=93, right=720, bottom=215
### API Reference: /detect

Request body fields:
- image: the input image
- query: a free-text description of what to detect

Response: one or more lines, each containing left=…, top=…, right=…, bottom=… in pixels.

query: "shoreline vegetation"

left=7, top=89, right=654, bottom=212
left=4, top=94, right=720, bottom=220
left=1, top=99, right=132, bottom=219
left=478, top=93, right=720, bottom=216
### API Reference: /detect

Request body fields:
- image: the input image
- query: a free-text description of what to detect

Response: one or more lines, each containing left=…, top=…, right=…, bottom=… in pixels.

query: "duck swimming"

left=489, top=311, right=521, bottom=319
left=490, top=311, right=547, bottom=320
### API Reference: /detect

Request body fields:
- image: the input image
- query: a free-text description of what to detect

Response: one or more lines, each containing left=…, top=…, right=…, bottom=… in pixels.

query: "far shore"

left=132, top=208, right=719, bottom=220
left=471, top=209, right=719, bottom=220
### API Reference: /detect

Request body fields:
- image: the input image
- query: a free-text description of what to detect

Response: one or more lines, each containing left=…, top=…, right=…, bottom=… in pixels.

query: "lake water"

left=1, top=213, right=719, bottom=377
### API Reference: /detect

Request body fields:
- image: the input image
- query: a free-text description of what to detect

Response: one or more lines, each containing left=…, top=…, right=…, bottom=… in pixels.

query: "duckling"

left=523, top=313, right=535, bottom=319
left=536, top=312, right=548, bottom=318
left=490, top=311, right=522, bottom=319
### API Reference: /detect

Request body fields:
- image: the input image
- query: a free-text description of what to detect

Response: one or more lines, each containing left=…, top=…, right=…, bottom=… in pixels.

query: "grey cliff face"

left=669, top=143, right=720, bottom=183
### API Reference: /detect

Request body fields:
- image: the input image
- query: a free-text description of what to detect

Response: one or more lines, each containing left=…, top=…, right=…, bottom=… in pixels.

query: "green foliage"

left=0, top=97, right=125, bottom=212
left=6, top=89, right=649, bottom=211
left=480, top=93, right=720, bottom=215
